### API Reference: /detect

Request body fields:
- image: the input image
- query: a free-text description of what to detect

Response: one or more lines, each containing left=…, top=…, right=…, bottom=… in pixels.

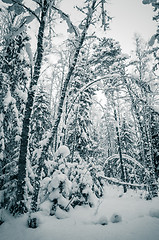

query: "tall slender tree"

left=0, top=8, right=29, bottom=211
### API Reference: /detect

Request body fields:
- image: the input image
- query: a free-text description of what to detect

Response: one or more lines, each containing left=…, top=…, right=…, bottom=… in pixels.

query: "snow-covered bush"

left=1, top=181, right=17, bottom=213
left=39, top=147, right=104, bottom=217
left=39, top=146, right=72, bottom=216
left=40, top=169, right=72, bottom=216
left=68, top=161, right=95, bottom=208
left=67, top=153, right=104, bottom=208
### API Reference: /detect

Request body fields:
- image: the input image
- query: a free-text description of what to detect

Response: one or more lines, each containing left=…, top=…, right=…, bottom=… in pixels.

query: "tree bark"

left=114, top=107, right=127, bottom=193
left=15, top=1, right=48, bottom=215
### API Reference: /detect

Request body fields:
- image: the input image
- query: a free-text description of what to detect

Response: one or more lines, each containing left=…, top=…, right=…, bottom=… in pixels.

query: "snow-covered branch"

left=103, top=154, right=150, bottom=175
left=11, top=0, right=41, bottom=23
left=100, top=176, right=147, bottom=188
left=66, top=74, right=120, bottom=119
left=52, top=6, right=79, bottom=37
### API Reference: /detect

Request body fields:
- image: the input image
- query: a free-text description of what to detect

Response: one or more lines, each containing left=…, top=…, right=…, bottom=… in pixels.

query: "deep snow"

left=1, top=185, right=159, bottom=240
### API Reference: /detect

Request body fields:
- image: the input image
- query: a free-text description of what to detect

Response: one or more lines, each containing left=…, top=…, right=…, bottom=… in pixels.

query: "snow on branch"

left=103, top=154, right=150, bottom=175
left=3, top=89, right=16, bottom=110
left=52, top=6, right=79, bottom=37
left=100, top=176, right=147, bottom=188
left=11, top=0, right=41, bottom=23
left=54, top=145, right=70, bottom=159
left=66, top=74, right=120, bottom=119
left=4, top=6, right=41, bottom=38
left=125, top=79, right=159, bottom=117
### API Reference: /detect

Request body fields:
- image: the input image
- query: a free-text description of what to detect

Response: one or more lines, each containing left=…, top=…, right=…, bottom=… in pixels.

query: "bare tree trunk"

left=14, top=1, right=48, bottom=215
left=114, top=107, right=127, bottom=193
left=144, top=111, right=158, bottom=198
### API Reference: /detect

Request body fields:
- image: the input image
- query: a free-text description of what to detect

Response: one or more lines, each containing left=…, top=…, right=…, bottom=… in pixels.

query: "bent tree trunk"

left=14, top=2, right=48, bottom=215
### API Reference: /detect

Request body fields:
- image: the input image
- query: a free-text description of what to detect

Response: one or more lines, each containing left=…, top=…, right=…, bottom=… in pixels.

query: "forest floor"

left=1, top=185, right=159, bottom=240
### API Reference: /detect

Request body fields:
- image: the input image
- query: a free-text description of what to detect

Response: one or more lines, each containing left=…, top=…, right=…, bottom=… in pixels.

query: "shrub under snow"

left=39, top=148, right=104, bottom=217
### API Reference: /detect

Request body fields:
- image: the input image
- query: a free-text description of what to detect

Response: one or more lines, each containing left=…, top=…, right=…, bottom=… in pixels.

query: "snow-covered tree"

left=0, top=8, right=29, bottom=211
left=151, top=113, right=159, bottom=180
left=120, top=115, right=139, bottom=159
left=28, top=86, right=53, bottom=212
left=91, top=38, right=128, bottom=192
left=66, top=47, right=96, bottom=161
left=125, top=35, right=158, bottom=197
left=39, top=146, right=104, bottom=220
left=28, top=86, right=52, bottom=170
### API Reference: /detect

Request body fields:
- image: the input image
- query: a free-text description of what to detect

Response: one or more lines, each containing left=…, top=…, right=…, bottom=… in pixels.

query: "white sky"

left=0, top=0, right=156, bottom=54
left=60, top=0, right=157, bottom=54
left=105, top=0, right=157, bottom=53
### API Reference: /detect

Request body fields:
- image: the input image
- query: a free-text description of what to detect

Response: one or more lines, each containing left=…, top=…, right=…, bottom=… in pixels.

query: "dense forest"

left=0, top=0, right=159, bottom=231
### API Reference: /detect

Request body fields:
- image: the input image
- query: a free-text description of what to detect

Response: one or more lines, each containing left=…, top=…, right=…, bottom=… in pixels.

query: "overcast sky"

left=1, top=0, right=156, bottom=54
left=105, top=0, right=157, bottom=53
left=60, top=0, right=157, bottom=54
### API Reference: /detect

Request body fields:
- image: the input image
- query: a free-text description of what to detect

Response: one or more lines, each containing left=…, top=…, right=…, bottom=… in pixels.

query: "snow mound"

left=95, top=215, right=108, bottom=225
left=54, top=145, right=70, bottom=158
left=49, top=189, right=60, bottom=201
left=149, top=208, right=159, bottom=218
left=55, top=207, right=70, bottom=219
left=41, top=177, right=51, bottom=189
left=40, top=200, right=53, bottom=214
left=110, top=213, right=122, bottom=223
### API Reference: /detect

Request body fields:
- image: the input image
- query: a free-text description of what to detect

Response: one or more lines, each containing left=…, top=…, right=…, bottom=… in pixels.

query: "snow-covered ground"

left=1, top=185, right=159, bottom=240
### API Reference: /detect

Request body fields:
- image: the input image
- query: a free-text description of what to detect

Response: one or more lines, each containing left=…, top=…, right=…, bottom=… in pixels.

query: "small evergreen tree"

left=66, top=48, right=97, bottom=162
